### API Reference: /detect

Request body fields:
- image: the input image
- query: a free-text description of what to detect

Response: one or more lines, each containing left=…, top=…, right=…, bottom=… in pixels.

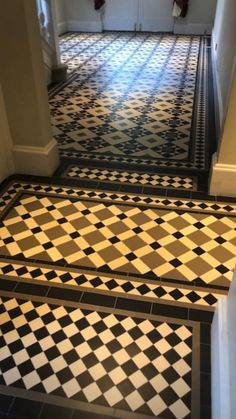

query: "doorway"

left=102, top=0, right=174, bottom=32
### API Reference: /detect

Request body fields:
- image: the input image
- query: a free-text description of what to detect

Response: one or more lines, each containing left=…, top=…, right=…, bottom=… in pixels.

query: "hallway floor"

left=0, top=33, right=232, bottom=419
left=50, top=32, right=215, bottom=191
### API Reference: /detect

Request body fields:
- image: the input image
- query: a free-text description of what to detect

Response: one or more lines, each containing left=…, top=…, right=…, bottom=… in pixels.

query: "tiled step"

left=61, top=165, right=197, bottom=191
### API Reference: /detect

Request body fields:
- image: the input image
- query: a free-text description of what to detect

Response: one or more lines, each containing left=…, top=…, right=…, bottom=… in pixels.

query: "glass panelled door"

left=103, top=0, right=174, bottom=32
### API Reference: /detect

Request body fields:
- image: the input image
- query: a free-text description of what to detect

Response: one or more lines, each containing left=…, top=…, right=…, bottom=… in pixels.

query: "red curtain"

left=174, top=0, right=188, bottom=17
left=94, top=0, right=105, bottom=10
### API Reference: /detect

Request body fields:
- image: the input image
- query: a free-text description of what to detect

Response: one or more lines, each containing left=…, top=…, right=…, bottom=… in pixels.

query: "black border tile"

left=116, top=297, right=151, bottom=314
left=81, top=292, right=116, bottom=308
left=152, top=302, right=188, bottom=319
left=14, top=282, right=49, bottom=297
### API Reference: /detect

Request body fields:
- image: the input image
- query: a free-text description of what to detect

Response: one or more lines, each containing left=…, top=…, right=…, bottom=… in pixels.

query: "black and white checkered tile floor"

left=0, top=30, right=219, bottom=419
left=0, top=177, right=234, bottom=419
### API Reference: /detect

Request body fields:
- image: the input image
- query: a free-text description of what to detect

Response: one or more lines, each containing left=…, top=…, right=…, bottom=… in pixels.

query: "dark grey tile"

left=72, top=410, right=114, bottom=419
left=116, top=297, right=151, bottom=314
left=0, top=279, right=17, bottom=291
left=15, top=282, right=48, bottom=297
left=189, top=309, right=214, bottom=323
left=152, top=303, right=188, bottom=319
left=9, top=397, right=42, bottom=419
left=39, top=404, right=73, bottom=419
left=81, top=292, right=116, bottom=308
left=47, top=287, right=82, bottom=302
left=0, top=394, right=14, bottom=413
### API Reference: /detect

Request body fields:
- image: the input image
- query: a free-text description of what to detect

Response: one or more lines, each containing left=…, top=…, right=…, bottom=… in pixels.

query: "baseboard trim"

left=57, top=22, right=67, bottom=35
left=12, top=139, right=59, bottom=176
left=174, top=22, right=213, bottom=35
left=209, top=152, right=236, bottom=197
left=67, top=20, right=102, bottom=33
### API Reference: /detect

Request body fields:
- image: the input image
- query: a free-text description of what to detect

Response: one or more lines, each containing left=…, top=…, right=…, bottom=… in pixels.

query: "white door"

left=103, top=0, right=139, bottom=31
left=139, top=0, right=174, bottom=32
left=103, top=0, right=174, bottom=32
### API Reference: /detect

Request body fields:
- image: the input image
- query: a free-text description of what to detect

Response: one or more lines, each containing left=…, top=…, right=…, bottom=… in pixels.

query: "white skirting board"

left=57, top=21, right=68, bottom=35
left=174, top=22, right=213, bottom=35
left=209, top=153, right=236, bottom=197
left=12, top=139, right=60, bottom=177
left=67, top=20, right=103, bottom=33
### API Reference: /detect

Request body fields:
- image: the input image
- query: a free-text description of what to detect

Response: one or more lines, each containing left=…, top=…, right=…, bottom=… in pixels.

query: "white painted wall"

left=0, top=85, right=14, bottom=183
left=55, top=0, right=67, bottom=34
left=65, top=0, right=103, bottom=32
left=174, top=0, right=217, bottom=34
left=212, top=0, right=236, bottom=127
left=212, top=267, right=236, bottom=419
left=57, top=0, right=217, bottom=35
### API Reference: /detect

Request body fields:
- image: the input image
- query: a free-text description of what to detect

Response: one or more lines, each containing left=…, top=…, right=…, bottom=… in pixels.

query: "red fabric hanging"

left=174, top=0, right=188, bottom=17
left=94, top=0, right=105, bottom=10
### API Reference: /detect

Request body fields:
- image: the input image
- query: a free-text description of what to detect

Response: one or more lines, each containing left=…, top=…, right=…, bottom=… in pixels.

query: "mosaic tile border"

left=63, top=165, right=197, bottom=191
left=1, top=181, right=236, bottom=215
left=0, top=259, right=226, bottom=308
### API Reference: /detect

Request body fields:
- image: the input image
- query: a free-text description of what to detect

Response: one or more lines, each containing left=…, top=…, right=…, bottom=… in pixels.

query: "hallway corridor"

left=0, top=32, right=234, bottom=419
left=50, top=32, right=214, bottom=190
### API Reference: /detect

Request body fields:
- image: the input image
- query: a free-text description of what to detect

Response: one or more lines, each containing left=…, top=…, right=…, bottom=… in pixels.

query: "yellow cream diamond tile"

left=108, top=256, right=128, bottom=270
left=110, top=119, right=136, bottom=131
left=157, top=247, right=176, bottom=261
left=130, top=259, right=150, bottom=274
left=63, top=252, right=84, bottom=264
left=93, top=240, right=111, bottom=252
left=95, top=98, right=117, bottom=106
left=102, top=131, right=131, bottom=144
left=117, top=109, right=141, bottom=119
left=201, top=241, right=219, bottom=252
left=118, top=230, right=136, bottom=241
left=176, top=265, right=198, bottom=281
left=52, top=114, right=73, bottom=125
left=96, top=226, right=113, bottom=239
left=179, top=236, right=198, bottom=250
left=113, top=242, right=131, bottom=256
left=124, top=99, right=145, bottom=108
left=79, top=117, right=104, bottom=128
left=24, top=245, right=47, bottom=259
left=201, top=253, right=222, bottom=268
left=3, top=243, right=21, bottom=256
left=69, top=129, right=96, bottom=141
left=178, top=251, right=198, bottom=264
left=175, top=341, right=191, bottom=357
left=135, top=245, right=154, bottom=258
left=158, top=235, right=176, bottom=246
left=139, top=231, right=159, bottom=244
left=176, top=326, right=192, bottom=340
left=223, top=230, right=236, bottom=240
left=86, top=107, right=111, bottom=117
left=153, top=355, right=170, bottom=373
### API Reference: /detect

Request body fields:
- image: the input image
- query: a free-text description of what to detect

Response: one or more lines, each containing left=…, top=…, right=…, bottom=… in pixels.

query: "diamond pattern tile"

left=0, top=192, right=235, bottom=287
left=0, top=259, right=224, bottom=307
left=0, top=296, right=193, bottom=417
left=49, top=32, right=209, bottom=170
left=64, top=165, right=196, bottom=190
